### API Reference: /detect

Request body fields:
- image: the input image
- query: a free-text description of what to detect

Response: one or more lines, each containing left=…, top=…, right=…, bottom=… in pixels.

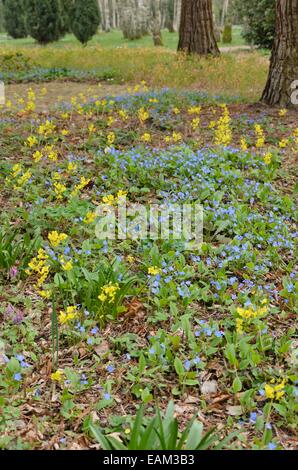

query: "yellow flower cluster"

left=10, top=165, right=32, bottom=189
left=236, top=302, right=268, bottom=334
left=102, top=190, right=127, bottom=205
left=107, top=132, right=115, bottom=146
left=138, top=107, right=149, bottom=123
left=264, top=379, right=286, bottom=401
left=48, top=231, right=68, bottom=248
left=214, top=105, right=232, bottom=146
left=59, top=306, right=78, bottom=325
left=263, top=152, right=272, bottom=165
left=255, top=124, right=265, bottom=148
left=83, top=212, right=97, bottom=224
left=98, top=283, right=120, bottom=303
left=54, top=182, right=67, bottom=200
left=26, top=249, right=50, bottom=288
left=37, top=120, right=56, bottom=137
left=71, top=176, right=91, bottom=197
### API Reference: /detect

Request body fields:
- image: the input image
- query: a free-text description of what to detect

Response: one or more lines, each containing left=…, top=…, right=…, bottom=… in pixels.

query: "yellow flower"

left=172, top=132, right=182, bottom=143
left=48, top=231, right=68, bottom=248
left=51, top=370, right=64, bottom=382
left=107, top=132, right=115, bottom=146
left=148, top=266, right=162, bottom=276
left=61, top=129, right=69, bottom=136
left=54, top=182, right=67, bottom=200
left=138, top=107, right=149, bottom=123
left=59, top=306, right=77, bottom=324
left=141, top=133, right=151, bottom=143
left=172, top=107, right=180, bottom=115
left=84, top=212, right=96, bottom=224
left=107, top=116, right=114, bottom=126
left=279, top=108, right=287, bottom=117
left=26, top=136, right=38, bottom=148
left=240, top=139, right=248, bottom=151
left=88, top=123, right=96, bottom=134
left=191, top=117, right=200, bottom=131
left=32, top=150, right=43, bottom=163
left=67, top=162, right=77, bottom=172
left=255, top=124, right=265, bottom=148
left=214, top=105, right=232, bottom=146
left=102, top=194, right=115, bottom=205
left=279, top=138, right=288, bottom=148
left=62, top=260, right=73, bottom=271
left=99, top=283, right=120, bottom=303
left=263, top=153, right=272, bottom=165
left=264, top=379, right=286, bottom=401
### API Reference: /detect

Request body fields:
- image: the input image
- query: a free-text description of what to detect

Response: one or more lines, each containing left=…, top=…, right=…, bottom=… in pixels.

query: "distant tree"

left=3, top=0, right=27, bottom=38
left=71, top=0, right=100, bottom=45
left=150, top=0, right=164, bottom=46
left=234, top=0, right=275, bottom=49
left=26, top=0, right=63, bottom=44
left=178, top=0, right=220, bottom=55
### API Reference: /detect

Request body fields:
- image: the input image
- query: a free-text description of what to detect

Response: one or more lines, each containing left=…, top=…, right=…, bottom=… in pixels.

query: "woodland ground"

left=0, top=43, right=297, bottom=450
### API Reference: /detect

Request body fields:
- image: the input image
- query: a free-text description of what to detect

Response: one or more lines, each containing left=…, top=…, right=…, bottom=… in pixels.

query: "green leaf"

left=232, top=376, right=242, bottom=393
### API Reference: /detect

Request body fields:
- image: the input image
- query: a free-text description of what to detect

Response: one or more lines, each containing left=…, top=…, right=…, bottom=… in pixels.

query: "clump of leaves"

left=87, top=401, right=237, bottom=450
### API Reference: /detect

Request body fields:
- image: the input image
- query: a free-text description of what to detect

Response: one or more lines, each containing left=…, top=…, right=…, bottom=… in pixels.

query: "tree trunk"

left=261, top=0, right=298, bottom=107
left=221, top=0, right=229, bottom=27
left=173, top=0, right=181, bottom=32
left=151, top=0, right=164, bottom=46
left=178, top=0, right=220, bottom=55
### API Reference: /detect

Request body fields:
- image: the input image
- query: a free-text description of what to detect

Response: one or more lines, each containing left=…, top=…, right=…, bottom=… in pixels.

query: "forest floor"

left=0, top=77, right=297, bottom=450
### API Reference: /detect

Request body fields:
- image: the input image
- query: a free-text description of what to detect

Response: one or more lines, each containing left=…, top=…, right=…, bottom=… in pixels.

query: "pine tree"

left=26, top=0, right=62, bottom=44
left=71, top=0, right=100, bottom=45
left=3, top=0, right=27, bottom=39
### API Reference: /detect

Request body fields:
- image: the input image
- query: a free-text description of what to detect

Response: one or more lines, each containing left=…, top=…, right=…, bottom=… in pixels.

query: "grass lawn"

left=0, top=26, right=247, bottom=50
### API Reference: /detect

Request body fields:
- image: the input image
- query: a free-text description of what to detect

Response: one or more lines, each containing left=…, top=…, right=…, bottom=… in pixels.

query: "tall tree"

left=71, top=0, right=100, bottom=45
left=26, top=0, right=62, bottom=44
left=261, top=0, right=298, bottom=107
left=3, top=0, right=27, bottom=38
left=178, top=0, right=220, bottom=55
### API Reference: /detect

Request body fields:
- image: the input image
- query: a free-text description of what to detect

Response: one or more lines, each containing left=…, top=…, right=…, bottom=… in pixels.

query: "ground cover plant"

left=0, top=76, right=297, bottom=450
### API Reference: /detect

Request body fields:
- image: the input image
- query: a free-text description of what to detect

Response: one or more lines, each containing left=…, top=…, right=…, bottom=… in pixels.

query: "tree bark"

left=151, top=0, right=164, bottom=46
left=178, top=0, right=220, bottom=55
left=261, top=0, right=298, bottom=107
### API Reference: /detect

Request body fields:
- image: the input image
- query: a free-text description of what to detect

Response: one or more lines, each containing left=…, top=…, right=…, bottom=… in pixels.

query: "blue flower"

left=13, top=373, right=22, bottom=381
left=268, top=442, right=277, bottom=450
left=107, top=364, right=115, bottom=373
left=104, top=392, right=111, bottom=400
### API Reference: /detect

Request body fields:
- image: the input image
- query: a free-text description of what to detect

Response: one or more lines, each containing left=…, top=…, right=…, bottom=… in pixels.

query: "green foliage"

left=70, top=0, right=100, bottom=45
left=26, top=0, right=64, bottom=44
left=88, top=401, right=237, bottom=450
left=58, top=0, right=74, bottom=35
left=222, top=23, right=232, bottom=44
left=3, top=0, right=27, bottom=38
left=234, top=0, right=275, bottom=49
